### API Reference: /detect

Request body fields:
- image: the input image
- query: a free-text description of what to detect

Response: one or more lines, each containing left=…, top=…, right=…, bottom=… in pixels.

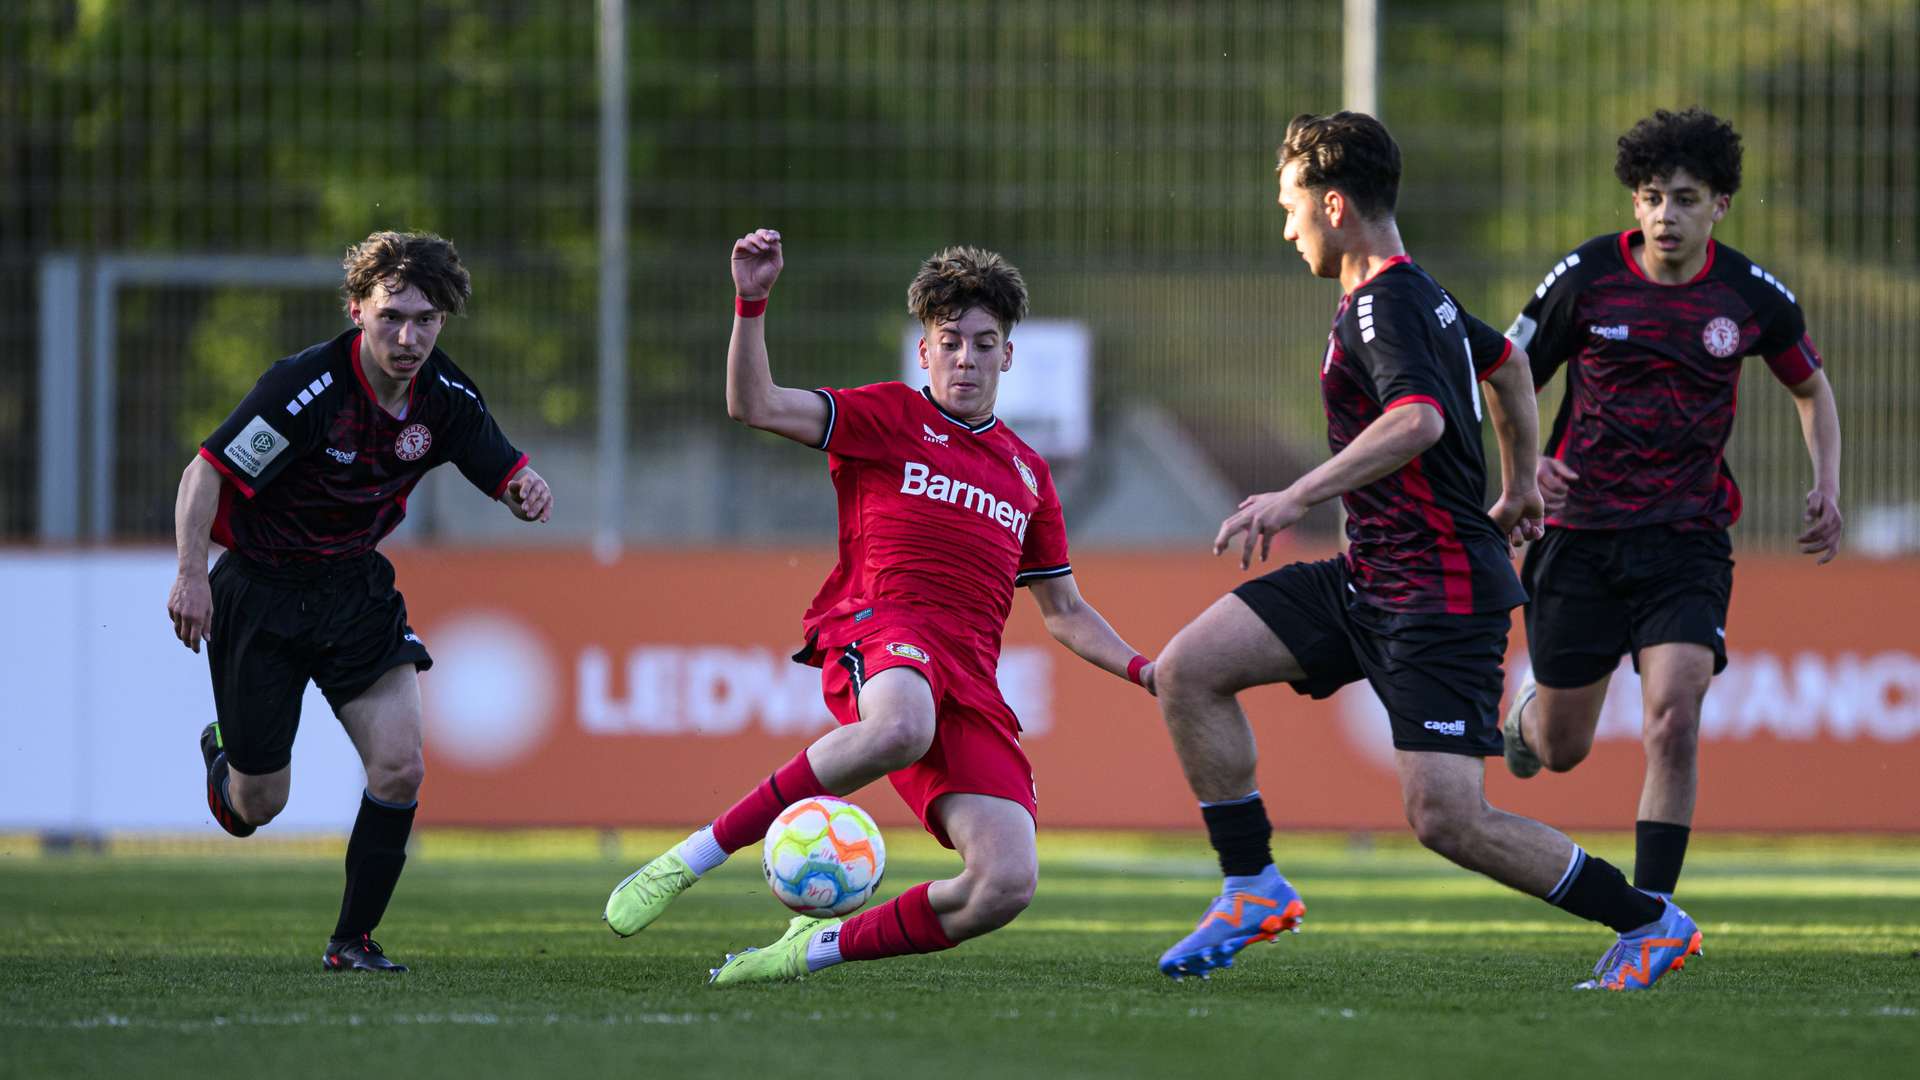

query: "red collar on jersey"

left=1619, top=229, right=1717, bottom=286
left=921, top=386, right=998, bottom=434
left=1345, top=253, right=1413, bottom=298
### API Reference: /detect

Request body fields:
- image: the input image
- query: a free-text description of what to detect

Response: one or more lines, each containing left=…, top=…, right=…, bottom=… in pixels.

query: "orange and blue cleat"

left=1158, top=865, right=1305, bottom=979
left=1576, top=899, right=1703, bottom=991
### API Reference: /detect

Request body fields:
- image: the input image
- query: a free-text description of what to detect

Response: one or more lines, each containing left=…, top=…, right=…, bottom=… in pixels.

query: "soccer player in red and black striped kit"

left=165, top=231, right=554, bottom=973
left=1151, top=112, right=1701, bottom=991
left=1500, top=109, right=1843, bottom=956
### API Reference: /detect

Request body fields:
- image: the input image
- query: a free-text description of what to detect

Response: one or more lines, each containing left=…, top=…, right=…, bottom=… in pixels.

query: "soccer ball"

left=762, top=797, right=887, bottom=916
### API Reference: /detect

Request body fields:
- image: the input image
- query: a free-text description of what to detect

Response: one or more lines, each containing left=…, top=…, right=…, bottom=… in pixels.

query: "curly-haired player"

left=603, top=232, right=1157, bottom=986
left=1503, top=106, right=1843, bottom=972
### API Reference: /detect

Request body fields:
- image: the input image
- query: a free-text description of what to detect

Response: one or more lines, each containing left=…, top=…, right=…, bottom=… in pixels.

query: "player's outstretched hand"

left=1798, top=487, right=1843, bottom=564
left=1490, top=486, right=1546, bottom=550
left=732, top=228, right=783, bottom=299
left=1536, top=457, right=1577, bottom=516
left=1214, top=490, right=1309, bottom=571
left=167, top=572, right=212, bottom=653
left=505, top=467, right=553, bottom=523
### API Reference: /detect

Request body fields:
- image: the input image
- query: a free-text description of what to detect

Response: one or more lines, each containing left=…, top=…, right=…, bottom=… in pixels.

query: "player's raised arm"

left=725, top=229, right=830, bottom=447
left=1481, top=342, right=1546, bottom=547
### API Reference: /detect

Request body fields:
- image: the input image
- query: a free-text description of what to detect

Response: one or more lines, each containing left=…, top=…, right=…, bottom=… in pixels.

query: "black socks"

left=1633, top=820, right=1691, bottom=896
left=1200, top=794, right=1274, bottom=878
left=1549, top=847, right=1665, bottom=933
left=332, top=791, right=417, bottom=942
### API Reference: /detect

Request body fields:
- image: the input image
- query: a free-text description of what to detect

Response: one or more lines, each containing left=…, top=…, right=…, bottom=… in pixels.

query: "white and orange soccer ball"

left=762, top=797, right=887, bottom=916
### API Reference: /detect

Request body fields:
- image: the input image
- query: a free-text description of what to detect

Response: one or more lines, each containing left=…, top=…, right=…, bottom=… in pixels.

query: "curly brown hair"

left=906, top=246, right=1029, bottom=335
left=1276, top=111, right=1402, bottom=221
left=341, top=230, right=472, bottom=316
left=1615, top=107, right=1743, bottom=196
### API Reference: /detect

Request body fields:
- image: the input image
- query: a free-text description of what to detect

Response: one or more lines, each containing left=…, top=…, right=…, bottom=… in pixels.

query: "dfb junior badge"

left=395, top=423, right=433, bottom=461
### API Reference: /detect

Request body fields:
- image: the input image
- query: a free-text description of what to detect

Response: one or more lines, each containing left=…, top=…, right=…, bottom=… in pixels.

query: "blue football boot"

left=1576, top=899, right=1703, bottom=991
left=1158, top=865, right=1306, bottom=979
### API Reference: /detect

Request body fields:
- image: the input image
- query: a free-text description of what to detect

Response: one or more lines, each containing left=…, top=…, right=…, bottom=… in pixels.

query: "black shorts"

left=1521, top=524, right=1733, bottom=688
left=1232, top=558, right=1511, bottom=756
left=206, top=551, right=433, bottom=775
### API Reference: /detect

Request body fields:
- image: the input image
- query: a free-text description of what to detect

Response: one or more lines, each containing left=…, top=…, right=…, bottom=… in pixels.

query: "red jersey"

left=797, top=382, right=1071, bottom=671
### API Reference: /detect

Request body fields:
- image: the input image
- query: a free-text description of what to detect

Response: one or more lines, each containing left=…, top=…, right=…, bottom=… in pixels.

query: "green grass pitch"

left=3, top=830, right=1916, bottom=1078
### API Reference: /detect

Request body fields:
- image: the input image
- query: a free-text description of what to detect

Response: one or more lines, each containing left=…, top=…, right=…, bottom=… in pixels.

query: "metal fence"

left=3, top=0, right=1914, bottom=551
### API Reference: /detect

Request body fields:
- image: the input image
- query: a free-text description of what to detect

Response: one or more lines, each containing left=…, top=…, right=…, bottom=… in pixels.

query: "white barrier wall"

left=1, top=551, right=366, bottom=832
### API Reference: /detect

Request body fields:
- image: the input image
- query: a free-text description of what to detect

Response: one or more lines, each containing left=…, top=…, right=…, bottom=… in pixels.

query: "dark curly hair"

left=907, top=246, right=1029, bottom=335
left=1614, top=108, right=1743, bottom=196
left=341, top=230, right=472, bottom=316
left=1277, top=111, right=1402, bottom=221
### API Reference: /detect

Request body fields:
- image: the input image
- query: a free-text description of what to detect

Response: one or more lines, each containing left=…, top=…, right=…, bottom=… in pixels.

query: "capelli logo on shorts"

left=885, top=643, right=929, bottom=663
left=1423, top=720, right=1466, bottom=737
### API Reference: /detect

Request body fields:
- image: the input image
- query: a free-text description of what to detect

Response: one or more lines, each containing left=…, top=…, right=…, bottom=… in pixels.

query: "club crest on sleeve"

left=885, top=642, right=930, bottom=663
left=1012, top=454, right=1039, bottom=497
left=395, top=423, right=433, bottom=461
left=1702, top=316, right=1741, bottom=358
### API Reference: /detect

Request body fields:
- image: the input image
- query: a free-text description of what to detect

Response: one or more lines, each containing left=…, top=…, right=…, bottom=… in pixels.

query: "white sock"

left=674, top=825, right=728, bottom=877
left=804, top=925, right=844, bottom=973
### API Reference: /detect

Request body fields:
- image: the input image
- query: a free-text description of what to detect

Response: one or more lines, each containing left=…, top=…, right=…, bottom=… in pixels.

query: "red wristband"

left=1127, top=655, right=1150, bottom=685
left=735, top=294, right=768, bottom=318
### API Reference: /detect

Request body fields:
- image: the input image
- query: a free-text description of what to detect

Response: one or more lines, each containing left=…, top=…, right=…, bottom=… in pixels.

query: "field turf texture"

left=3, top=830, right=1915, bottom=1078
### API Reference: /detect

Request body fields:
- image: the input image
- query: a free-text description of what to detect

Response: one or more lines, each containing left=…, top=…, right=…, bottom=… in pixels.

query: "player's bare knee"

left=958, top=867, right=1035, bottom=933
left=1534, top=727, right=1594, bottom=772
left=1154, top=639, right=1229, bottom=710
left=1641, top=701, right=1701, bottom=764
left=866, top=712, right=935, bottom=771
left=228, top=782, right=286, bottom=826
left=366, top=754, right=426, bottom=803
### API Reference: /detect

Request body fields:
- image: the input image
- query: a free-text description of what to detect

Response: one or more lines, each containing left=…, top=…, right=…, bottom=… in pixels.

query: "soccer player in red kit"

left=1500, top=109, right=1843, bottom=960
left=604, top=231, right=1158, bottom=985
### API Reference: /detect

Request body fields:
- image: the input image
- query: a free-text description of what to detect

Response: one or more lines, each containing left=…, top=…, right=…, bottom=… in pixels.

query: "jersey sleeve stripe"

left=812, top=388, right=837, bottom=451
left=490, top=452, right=531, bottom=501
left=1477, top=339, right=1514, bottom=381
left=1014, top=564, right=1072, bottom=586
left=198, top=445, right=257, bottom=499
left=1384, top=394, right=1444, bottom=416
left=1764, top=334, right=1823, bottom=386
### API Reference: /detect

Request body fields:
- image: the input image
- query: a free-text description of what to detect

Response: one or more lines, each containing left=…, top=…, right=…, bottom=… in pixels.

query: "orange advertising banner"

left=390, top=548, right=1920, bottom=833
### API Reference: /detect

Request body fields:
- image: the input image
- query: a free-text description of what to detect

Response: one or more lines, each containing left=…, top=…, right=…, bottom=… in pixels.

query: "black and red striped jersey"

left=1320, top=256, right=1528, bottom=615
left=198, top=328, right=527, bottom=566
left=1508, top=230, right=1823, bottom=531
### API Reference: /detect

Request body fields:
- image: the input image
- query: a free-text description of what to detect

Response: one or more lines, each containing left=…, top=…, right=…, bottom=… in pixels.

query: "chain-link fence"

left=4, top=0, right=1914, bottom=550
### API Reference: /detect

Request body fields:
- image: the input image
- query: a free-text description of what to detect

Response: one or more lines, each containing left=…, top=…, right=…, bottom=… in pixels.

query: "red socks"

left=837, top=881, right=955, bottom=961
left=710, top=750, right=829, bottom=853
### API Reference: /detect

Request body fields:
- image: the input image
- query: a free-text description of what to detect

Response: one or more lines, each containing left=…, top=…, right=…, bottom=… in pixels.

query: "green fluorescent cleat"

left=603, top=850, right=697, bottom=937
left=708, top=915, right=838, bottom=987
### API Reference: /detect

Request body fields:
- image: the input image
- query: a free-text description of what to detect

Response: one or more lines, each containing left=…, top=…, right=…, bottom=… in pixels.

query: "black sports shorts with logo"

left=206, top=550, right=433, bottom=775
left=1521, top=524, right=1734, bottom=688
left=1232, top=557, right=1510, bottom=756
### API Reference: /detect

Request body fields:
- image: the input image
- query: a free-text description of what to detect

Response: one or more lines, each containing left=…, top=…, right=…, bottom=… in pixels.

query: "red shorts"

left=818, top=623, right=1037, bottom=849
